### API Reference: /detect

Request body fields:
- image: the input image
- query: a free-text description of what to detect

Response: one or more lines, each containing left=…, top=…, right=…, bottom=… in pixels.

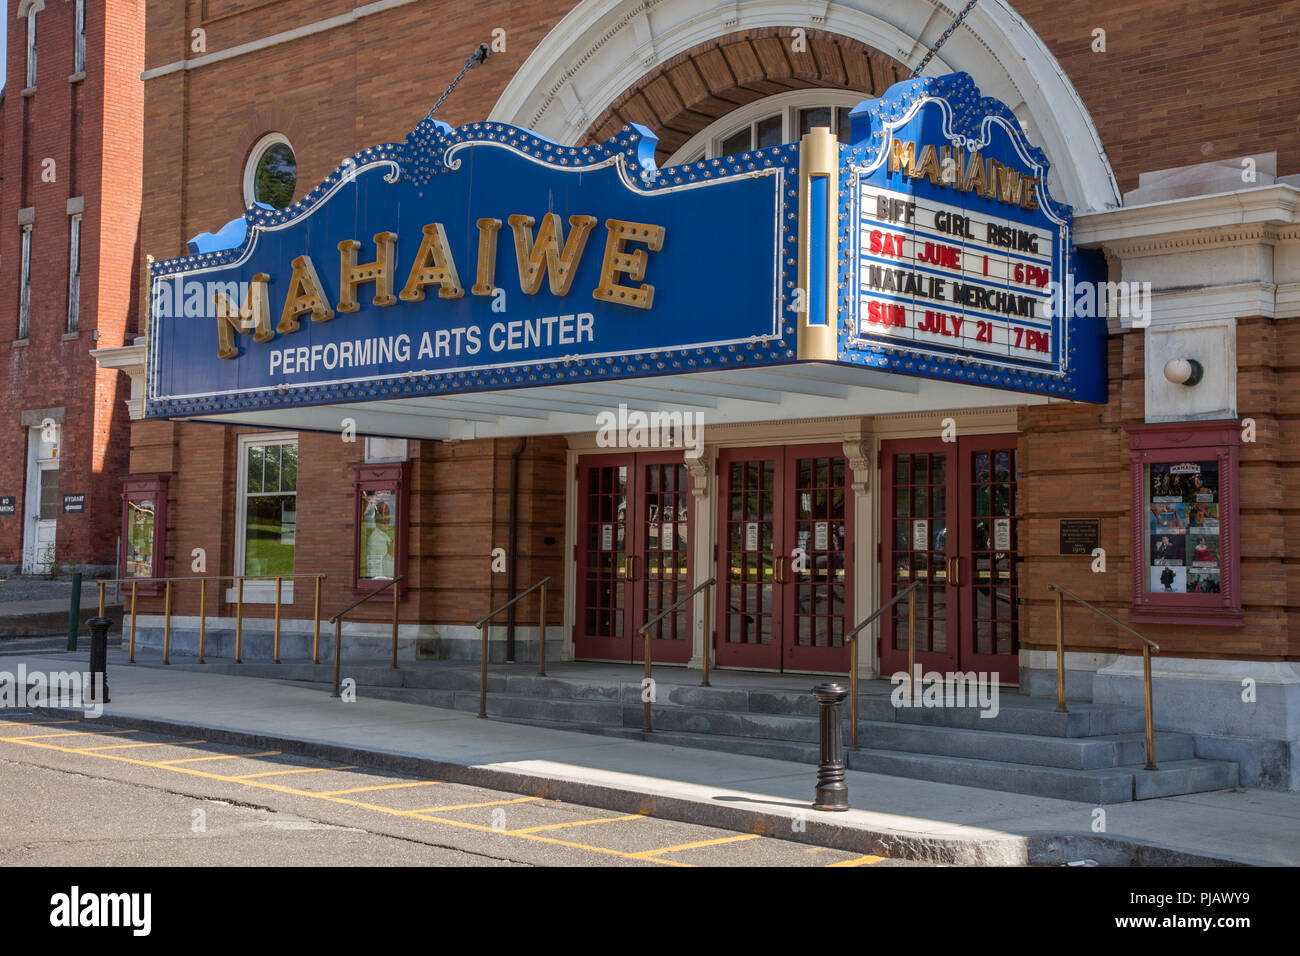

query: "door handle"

left=626, top=554, right=637, bottom=581
left=774, top=556, right=785, bottom=585
left=948, top=556, right=960, bottom=586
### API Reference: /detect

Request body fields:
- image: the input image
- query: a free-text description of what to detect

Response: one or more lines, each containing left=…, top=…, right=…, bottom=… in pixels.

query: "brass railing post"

left=390, top=580, right=399, bottom=669
left=235, top=577, right=244, bottom=664
left=642, top=626, right=653, bottom=733
left=97, top=581, right=105, bottom=618
left=1054, top=587, right=1067, bottom=713
left=478, top=623, right=488, bottom=718
left=128, top=581, right=138, bottom=663
left=907, top=586, right=917, bottom=688
left=1142, top=644, right=1157, bottom=771
left=273, top=576, right=283, bottom=663
left=332, top=618, right=342, bottom=698
left=537, top=582, right=547, bottom=677
left=849, top=635, right=859, bottom=751
left=162, top=580, right=173, bottom=665
left=700, top=583, right=712, bottom=688
left=312, top=576, right=322, bottom=665
left=198, top=578, right=207, bottom=664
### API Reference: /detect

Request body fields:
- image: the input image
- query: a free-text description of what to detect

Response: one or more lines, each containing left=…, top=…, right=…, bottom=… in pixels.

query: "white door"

left=22, top=426, right=60, bottom=574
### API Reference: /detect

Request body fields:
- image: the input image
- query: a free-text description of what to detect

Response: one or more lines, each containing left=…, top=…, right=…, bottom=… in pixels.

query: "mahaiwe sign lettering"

left=146, top=73, right=1105, bottom=419
left=146, top=121, right=799, bottom=419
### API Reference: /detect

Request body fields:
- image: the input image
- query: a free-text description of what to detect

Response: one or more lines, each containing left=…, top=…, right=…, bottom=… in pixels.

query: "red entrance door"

left=574, top=452, right=692, bottom=663
left=879, top=436, right=1020, bottom=683
left=714, top=444, right=854, bottom=672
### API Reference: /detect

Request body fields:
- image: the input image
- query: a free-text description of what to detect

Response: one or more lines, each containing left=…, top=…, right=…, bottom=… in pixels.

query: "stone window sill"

left=68, top=72, right=86, bottom=84
left=11, top=338, right=29, bottom=348
left=20, top=86, right=36, bottom=98
left=61, top=332, right=80, bottom=341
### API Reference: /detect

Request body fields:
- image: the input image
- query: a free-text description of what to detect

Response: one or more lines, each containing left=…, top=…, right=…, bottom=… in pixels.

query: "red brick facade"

left=120, top=1, right=1300, bottom=667
left=0, top=0, right=144, bottom=571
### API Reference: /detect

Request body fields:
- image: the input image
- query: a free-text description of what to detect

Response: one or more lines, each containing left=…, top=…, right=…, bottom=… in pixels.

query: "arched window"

left=666, top=90, right=866, bottom=166
left=243, top=133, right=298, bottom=209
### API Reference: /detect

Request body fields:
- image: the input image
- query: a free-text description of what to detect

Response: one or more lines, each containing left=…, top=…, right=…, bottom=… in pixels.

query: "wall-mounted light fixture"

left=1163, top=357, right=1204, bottom=387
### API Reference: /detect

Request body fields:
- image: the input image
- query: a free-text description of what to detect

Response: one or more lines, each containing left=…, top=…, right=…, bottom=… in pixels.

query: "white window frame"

left=243, top=132, right=295, bottom=208
left=25, top=8, right=38, bottom=90
left=666, top=90, right=866, bottom=166
left=66, top=214, right=81, bottom=333
left=229, top=432, right=299, bottom=604
left=73, top=0, right=86, bottom=75
left=18, top=225, right=33, bottom=340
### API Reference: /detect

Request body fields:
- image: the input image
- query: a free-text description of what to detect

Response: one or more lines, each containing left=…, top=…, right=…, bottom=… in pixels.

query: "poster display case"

left=1127, top=421, right=1241, bottom=625
left=352, top=462, right=409, bottom=598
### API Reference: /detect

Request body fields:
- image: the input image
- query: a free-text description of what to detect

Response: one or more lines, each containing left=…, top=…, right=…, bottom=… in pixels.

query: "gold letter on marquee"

left=592, top=219, right=665, bottom=310
left=472, top=218, right=502, bottom=296
left=215, top=273, right=271, bottom=359
left=277, top=255, right=334, bottom=334
left=398, top=223, right=464, bottom=301
left=508, top=213, right=596, bottom=296
left=337, top=231, right=398, bottom=312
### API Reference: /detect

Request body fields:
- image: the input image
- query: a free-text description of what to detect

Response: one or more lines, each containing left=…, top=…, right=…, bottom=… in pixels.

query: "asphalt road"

left=0, top=712, right=926, bottom=867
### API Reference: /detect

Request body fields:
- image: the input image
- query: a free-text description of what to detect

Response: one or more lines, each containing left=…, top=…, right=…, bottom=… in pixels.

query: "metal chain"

left=424, top=43, right=491, bottom=122
left=909, top=0, right=980, bottom=78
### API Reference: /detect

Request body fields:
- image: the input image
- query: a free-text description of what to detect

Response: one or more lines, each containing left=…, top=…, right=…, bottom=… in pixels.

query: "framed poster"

left=1127, top=421, right=1241, bottom=625
left=352, top=462, right=409, bottom=597
left=120, top=476, right=169, bottom=597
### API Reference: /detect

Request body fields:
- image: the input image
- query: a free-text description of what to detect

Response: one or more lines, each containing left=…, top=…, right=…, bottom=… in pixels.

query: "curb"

left=24, top=704, right=1262, bottom=867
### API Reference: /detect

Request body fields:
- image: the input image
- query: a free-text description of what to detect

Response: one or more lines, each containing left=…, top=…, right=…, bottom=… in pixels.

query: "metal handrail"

left=846, top=579, right=924, bottom=750
left=638, top=577, right=717, bottom=733
left=477, top=577, right=552, bottom=717
left=98, top=573, right=328, bottom=666
left=328, top=576, right=403, bottom=698
left=1048, top=583, right=1160, bottom=770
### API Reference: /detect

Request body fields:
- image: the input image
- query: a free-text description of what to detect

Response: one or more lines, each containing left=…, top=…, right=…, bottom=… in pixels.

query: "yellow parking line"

left=411, top=796, right=541, bottom=813
left=631, top=834, right=761, bottom=858
left=0, top=736, right=685, bottom=866
left=1, top=729, right=137, bottom=740
left=74, top=739, right=205, bottom=752
left=314, top=781, right=441, bottom=796
left=826, top=854, right=884, bottom=867
left=507, top=814, right=643, bottom=835
left=234, top=766, right=357, bottom=780
left=158, top=750, right=281, bottom=765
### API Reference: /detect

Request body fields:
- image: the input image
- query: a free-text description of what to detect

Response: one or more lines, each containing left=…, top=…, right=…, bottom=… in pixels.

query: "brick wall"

left=0, top=0, right=144, bottom=569
left=1019, top=319, right=1300, bottom=662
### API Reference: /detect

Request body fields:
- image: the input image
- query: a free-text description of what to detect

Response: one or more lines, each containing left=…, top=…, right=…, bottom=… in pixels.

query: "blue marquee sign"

left=836, top=72, right=1106, bottom=402
left=146, top=73, right=1106, bottom=420
left=146, top=120, right=800, bottom=419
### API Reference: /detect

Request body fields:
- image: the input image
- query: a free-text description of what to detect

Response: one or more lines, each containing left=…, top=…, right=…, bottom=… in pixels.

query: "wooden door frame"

left=780, top=442, right=855, bottom=673
left=878, top=437, right=960, bottom=679
left=713, top=445, right=785, bottom=670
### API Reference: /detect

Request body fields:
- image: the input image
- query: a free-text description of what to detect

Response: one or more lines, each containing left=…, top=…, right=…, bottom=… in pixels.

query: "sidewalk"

left=6, top=648, right=1298, bottom=866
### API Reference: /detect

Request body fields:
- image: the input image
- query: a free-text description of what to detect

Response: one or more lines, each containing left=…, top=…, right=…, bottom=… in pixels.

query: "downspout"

left=505, top=437, right=527, bottom=662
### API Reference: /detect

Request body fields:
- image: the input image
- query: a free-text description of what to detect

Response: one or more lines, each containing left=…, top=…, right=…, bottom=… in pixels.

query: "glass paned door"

left=881, top=441, right=958, bottom=677
left=574, top=452, right=693, bottom=663
left=715, top=450, right=781, bottom=670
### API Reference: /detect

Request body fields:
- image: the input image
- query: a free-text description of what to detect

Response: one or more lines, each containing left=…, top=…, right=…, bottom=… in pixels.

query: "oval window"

left=246, top=137, right=297, bottom=209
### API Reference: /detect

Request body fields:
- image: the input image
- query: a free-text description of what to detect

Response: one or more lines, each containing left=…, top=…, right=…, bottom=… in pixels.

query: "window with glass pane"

left=127, top=499, right=156, bottom=578
left=798, top=106, right=832, bottom=137
left=836, top=107, right=853, bottom=143
left=38, top=469, right=59, bottom=520
left=720, top=127, right=752, bottom=156
left=243, top=441, right=297, bottom=577
left=755, top=115, right=783, bottom=148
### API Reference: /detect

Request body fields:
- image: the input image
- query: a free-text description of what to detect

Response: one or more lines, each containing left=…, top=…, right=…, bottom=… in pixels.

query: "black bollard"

left=812, top=682, right=849, bottom=811
left=87, top=617, right=112, bottom=704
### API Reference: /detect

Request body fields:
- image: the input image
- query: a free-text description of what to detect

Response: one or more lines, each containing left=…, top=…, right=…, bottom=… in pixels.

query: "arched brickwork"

left=580, top=28, right=910, bottom=164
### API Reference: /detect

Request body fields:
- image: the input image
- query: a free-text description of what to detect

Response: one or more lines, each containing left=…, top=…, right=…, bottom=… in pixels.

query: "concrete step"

left=597, top=728, right=1237, bottom=804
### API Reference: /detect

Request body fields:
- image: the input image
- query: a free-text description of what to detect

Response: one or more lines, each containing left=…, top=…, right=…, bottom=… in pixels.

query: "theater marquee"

left=145, top=73, right=1105, bottom=421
